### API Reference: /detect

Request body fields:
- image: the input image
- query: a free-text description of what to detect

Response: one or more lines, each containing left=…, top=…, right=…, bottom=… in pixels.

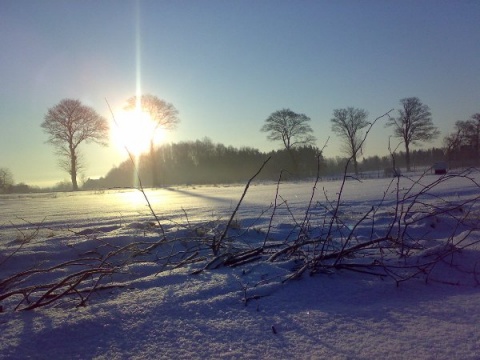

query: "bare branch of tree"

left=41, top=99, right=108, bottom=190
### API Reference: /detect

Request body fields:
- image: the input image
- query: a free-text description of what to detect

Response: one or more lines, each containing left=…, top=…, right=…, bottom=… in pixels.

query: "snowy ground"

left=1, top=170, right=479, bottom=359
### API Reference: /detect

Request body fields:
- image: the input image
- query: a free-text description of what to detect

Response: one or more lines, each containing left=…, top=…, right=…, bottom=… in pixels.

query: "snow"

left=1, top=170, right=480, bottom=359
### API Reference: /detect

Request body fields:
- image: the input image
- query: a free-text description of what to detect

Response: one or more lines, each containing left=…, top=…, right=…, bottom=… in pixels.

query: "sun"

left=112, top=109, right=164, bottom=156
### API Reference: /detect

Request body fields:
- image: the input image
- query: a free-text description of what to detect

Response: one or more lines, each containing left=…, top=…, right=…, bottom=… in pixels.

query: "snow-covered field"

left=1, top=170, right=480, bottom=359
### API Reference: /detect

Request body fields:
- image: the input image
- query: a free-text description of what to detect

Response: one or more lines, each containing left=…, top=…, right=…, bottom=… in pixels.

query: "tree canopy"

left=330, top=107, right=369, bottom=175
left=41, top=99, right=108, bottom=190
left=386, top=97, right=439, bottom=171
left=124, top=94, right=180, bottom=186
left=124, top=94, right=180, bottom=132
left=444, top=113, right=480, bottom=166
left=261, top=108, right=316, bottom=151
left=0, top=167, right=14, bottom=192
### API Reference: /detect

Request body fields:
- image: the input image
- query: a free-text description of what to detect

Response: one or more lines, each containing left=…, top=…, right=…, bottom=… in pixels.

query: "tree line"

left=82, top=140, right=449, bottom=190
left=443, top=113, right=480, bottom=167
left=2, top=95, right=478, bottom=192
left=84, top=140, right=323, bottom=189
left=0, top=144, right=456, bottom=194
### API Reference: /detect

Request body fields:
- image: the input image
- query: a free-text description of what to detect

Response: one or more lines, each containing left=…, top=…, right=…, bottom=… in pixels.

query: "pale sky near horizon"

left=1, top=0, right=479, bottom=187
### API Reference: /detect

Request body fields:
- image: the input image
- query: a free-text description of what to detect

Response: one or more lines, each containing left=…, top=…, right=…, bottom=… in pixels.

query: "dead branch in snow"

left=1, top=110, right=480, bottom=311
left=213, top=156, right=271, bottom=255
left=1, top=167, right=479, bottom=311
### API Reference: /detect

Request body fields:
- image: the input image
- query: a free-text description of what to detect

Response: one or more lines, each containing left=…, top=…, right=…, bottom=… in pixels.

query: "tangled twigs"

left=0, top=232, right=201, bottom=311
left=213, top=156, right=271, bottom=255
left=21, top=268, right=117, bottom=311
left=1, top=147, right=479, bottom=311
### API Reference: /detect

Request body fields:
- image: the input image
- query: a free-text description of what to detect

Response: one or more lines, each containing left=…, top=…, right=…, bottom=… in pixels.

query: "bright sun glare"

left=112, top=110, right=164, bottom=156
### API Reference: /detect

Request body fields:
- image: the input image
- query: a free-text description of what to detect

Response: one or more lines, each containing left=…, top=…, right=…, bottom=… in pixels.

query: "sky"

left=1, top=0, right=479, bottom=187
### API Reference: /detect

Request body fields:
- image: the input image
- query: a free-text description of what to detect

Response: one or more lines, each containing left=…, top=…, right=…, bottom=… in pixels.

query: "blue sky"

left=1, top=0, right=479, bottom=186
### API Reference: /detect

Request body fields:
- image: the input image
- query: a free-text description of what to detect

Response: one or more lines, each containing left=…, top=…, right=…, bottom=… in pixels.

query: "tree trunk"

left=476, top=121, right=480, bottom=164
left=150, top=140, right=158, bottom=187
left=70, top=152, right=79, bottom=191
left=405, top=142, right=411, bottom=172
left=353, top=155, right=359, bottom=175
left=350, top=138, right=359, bottom=175
left=287, top=148, right=299, bottom=176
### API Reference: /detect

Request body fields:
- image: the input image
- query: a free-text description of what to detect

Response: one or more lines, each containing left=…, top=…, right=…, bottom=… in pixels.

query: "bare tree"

left=444, top=122, right=464, bottom=159
left=0, top=167, right=13, bottom=192
left=386, top=97, right=439, bottom=172
left=124, top=94, right=180, bottom=187
left=444, top=113, right=480, bottom=165
left=261, top=108, right=315, bottom=150
left=41, top=99, right=108, bottom=191
left=330, top=107, right=369, bottom=175
left=261, top=108, right=316, bottom=174
left=469, top=113, right=480, bottom=157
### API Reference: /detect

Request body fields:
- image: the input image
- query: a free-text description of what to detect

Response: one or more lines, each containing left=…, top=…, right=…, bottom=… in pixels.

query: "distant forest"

left=2, top=137, right=478, bottom=194
left=15, top=95, right=474, bottom=193
left=82, top=138, right=453, bottom=190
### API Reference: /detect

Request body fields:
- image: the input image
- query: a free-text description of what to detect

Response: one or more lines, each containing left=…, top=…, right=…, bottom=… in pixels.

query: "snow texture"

left=1, top=170, right=479, bottom=359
